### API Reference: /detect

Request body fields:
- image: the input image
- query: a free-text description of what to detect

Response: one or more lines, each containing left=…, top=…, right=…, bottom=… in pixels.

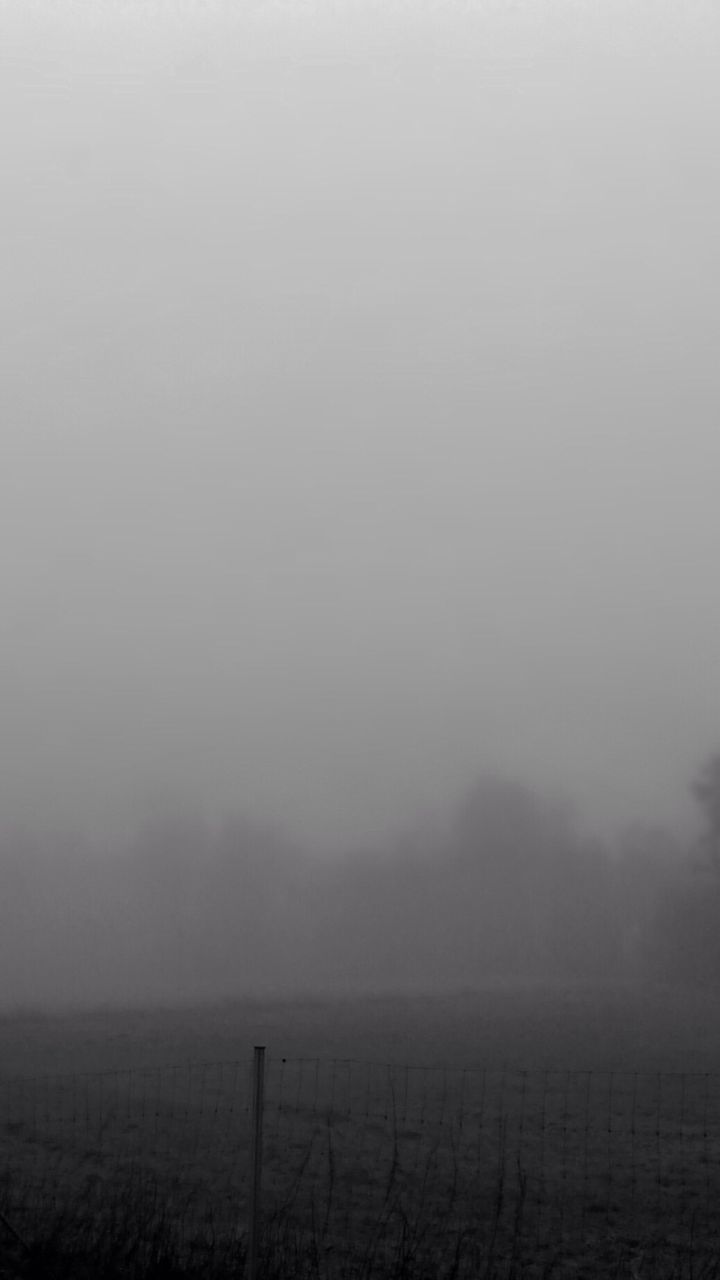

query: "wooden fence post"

left=247, top=1045, right=265, bottom=1280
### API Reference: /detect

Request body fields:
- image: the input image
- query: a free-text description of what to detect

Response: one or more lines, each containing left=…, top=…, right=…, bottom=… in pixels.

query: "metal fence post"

left=247, top=1045, right=265, bottom=1280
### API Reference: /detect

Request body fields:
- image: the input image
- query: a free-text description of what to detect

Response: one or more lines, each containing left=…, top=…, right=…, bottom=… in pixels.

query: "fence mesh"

left=0, top=1059, right=253, bottom=1260
left=2, top=1053, right=720, bottom=1273
left=261, top=1058, right=720, bottom=1273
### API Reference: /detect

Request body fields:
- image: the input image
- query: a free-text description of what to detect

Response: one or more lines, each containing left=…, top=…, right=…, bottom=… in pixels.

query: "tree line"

left=1, top=756, right=719, bottom=1007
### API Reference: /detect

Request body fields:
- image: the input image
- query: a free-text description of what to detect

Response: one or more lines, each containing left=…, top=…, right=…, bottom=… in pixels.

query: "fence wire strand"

left=2, top=1054, right=720, bottom=1271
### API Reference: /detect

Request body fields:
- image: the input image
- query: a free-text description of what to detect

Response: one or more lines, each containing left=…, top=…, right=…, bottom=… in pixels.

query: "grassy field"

left=1, top=982, right=720, bottom=1277
left=3, top=979, right=720, bottom=1075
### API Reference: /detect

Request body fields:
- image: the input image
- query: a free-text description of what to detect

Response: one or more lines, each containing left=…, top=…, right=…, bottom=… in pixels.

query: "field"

left=2, top=982, right=720, bottom=1277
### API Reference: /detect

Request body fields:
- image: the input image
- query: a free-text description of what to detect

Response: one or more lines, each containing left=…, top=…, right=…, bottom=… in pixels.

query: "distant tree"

left=692, top=752, right=720, bottom=872
left=634, top=756, right=720, bottom=987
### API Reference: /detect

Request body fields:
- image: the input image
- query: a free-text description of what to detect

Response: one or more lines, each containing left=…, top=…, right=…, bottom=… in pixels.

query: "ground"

left=0, top=980, right=718, bottom=1075
left=0, top=982, right=719, bottom=1277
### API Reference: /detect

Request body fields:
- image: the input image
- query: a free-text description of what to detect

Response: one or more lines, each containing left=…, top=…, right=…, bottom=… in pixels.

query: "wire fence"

left=2, top=1052, right=720, bottom=1273
left=260, top=1057, right=720, bottom=1273
left=0, top=1059, right=253, bottom=1249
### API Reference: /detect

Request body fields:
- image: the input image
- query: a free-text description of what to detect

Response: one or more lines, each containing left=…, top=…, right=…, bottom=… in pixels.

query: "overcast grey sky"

left=1, top=0, right=719, bottom=849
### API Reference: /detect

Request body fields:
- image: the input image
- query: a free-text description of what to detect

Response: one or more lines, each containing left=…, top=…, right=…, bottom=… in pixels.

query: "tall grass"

left=1, top=1157, right=720, bottom=1280
left=4, top=1055, right=720, bottom=1278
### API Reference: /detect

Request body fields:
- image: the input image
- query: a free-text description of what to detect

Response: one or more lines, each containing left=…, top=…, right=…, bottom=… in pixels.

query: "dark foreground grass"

left=2, top=1164, right=720, bottom=1280
left=4, top=1059, right=720, bottom=1278
left=5, top=987, right=720, bottom=1279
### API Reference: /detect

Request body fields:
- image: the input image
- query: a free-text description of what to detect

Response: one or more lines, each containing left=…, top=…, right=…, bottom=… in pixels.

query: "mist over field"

left=0, top=776, right=708, bottom=1008
left=2, top=0, right=720, bottom=1010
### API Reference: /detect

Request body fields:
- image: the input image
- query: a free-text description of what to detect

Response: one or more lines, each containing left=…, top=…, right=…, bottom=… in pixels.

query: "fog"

left=1, top=0, right=719, bottom=1005
left=0, top=779, right=684, bottom=1006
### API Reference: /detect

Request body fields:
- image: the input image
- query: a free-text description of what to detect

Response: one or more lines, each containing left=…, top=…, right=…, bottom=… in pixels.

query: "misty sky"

left=1, top=0, right=719, bottom=850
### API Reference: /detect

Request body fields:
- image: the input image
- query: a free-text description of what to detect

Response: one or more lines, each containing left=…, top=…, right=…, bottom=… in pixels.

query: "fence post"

left=247, top=1045, right=266, bottom=1280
